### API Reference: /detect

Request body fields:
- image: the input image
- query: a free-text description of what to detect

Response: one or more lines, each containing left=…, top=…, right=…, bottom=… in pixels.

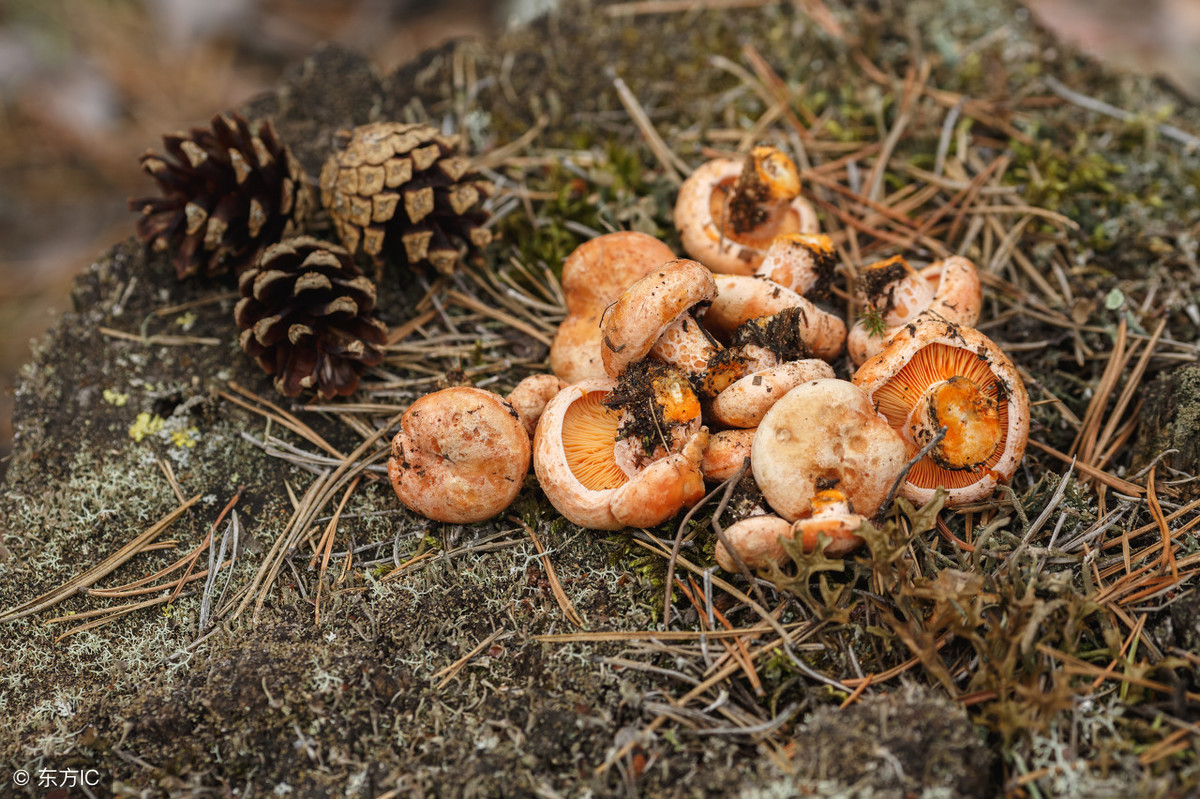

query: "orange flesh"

left=872, top=343, right=1010, bottom=490
left=562, top=390, right=628, bottom=491
left=921, top=377, right=1001, bottom=469
left=707, top=177, right=806, bottom=250
left=652, top=371, right=702, bottom=425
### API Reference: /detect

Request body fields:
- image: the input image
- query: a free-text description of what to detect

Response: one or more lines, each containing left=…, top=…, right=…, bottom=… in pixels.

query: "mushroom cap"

left=752, top=378, right=908, bottom=521
left=710, top=359, right=835, bottom=428
left=533, top=378, right=707, bottom=530
left=703, top=275, right=846, bottom=361
left=848, top=255, right=983, bottom=366
left=561, top=231, right=677, bottom=312
left=790, top=489, right=868, bottom=557
left=549, top=312, right=606, bottom=384
left=701, top=427, right=755, bottom=482
left=674, top=158, right=819, bottom=275
left=852, top=316, right=1030, bottom=507
left=507, top=373, right=568, bottom=439
left=714, top=514, right=793, bottom=571
left=755, top=233, right=837, bottom=297
left=388, top=387, right=531, bottom=523
left=600, top=259, right=717, bottom=377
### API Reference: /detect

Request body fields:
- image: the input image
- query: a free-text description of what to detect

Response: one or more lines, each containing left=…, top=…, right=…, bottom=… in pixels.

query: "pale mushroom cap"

left=790, top=513, right=867, bottom=558
left=507, top=373, right=569, bottom=439
left=389, top=387, right=531, bottom=524
left=752, top=379, right=908, bottom=521
left=549, top=312, right=607, bottom=384
left=600, top=259, right=717, bottom=377
left=715, top=514, right=793, bottom=571
left=561, top=231, right=677, bottom=312
left=674, top=158, right=819, bottom=275
left=848, top=255, right=983, bottom=366
left=852, top=316, right=1031, bottom=507
left=532, top=378, right=708, bottom=530
left=704, top=275, right=847, bottom=361
left=755, top=233, right=837, bottom=296
left=701, top=428, right=755, bottom=482
left=710, top=359, right=836, bottom=428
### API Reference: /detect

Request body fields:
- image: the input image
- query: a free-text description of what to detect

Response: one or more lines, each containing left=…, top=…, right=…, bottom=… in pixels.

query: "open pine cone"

left=235, top=236, right=388, bottom=399
left=130, top=112, right=314, bottom=280
left=319, top=122, right=493, bottom=278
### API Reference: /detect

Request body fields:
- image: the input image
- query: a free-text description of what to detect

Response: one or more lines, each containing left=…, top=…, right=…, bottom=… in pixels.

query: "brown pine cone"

left=235, top=236, right=388, bottom=399
left=130, top=112, right=314, bottom=280
left=319, top=122, right=493, bottom=278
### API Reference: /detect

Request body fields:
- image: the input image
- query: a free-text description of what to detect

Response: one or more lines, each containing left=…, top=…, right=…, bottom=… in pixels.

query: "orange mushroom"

left=507, top=373, right=568, bottom=439
left=701, top=276, right=846, bottom=361
left=755, top=233, right=838, bottom=298
left=675, top=146, right=818, bottom=274
left=532, top=378, right=707, bottom=530
left=714, top=488, right=871, bottom=571
left=549, top=232, right=676, bottom=383
left=852, top=316, right=1030, bottom=507
left=388, top=387, right=531, bottom=523
left=847, top=254, right=982, bottom=365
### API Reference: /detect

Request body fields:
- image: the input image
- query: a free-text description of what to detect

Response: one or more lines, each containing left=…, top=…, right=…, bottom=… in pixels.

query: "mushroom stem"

left=905, top=376, right=1002, bottom=471
left=649, top=315, right=719, bottom=376
left=727, top=146, right=802, bottom=235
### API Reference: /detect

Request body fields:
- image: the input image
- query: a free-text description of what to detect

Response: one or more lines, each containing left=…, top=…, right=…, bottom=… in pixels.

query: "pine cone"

left=319, top=122, right=493, bottom=278
left=235, top=236, right=388, bottom=399
left=130, top=112, right=314, bottom=280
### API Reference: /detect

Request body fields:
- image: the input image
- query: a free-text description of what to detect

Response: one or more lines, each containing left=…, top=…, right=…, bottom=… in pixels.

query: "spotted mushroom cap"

left=388, top=387, right=531, bottom=523
left=852, top=316, right=1030, bottom=507
left=600, top=259, right=717, bottom=377
left=755, top=233, right=838, bottom=297
left=532, top=378, right=707, bottom=530
left=701, top=428, right=755, bottom=483
left=507, top=374, right=568, bottom=439
left=674, top=149, right=819, bottom=275
left=752, top=378, right=908, bottom=521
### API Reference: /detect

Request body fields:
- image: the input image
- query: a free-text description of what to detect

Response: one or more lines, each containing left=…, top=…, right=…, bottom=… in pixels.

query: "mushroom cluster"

left=385, top=146, right=1030, bottom=578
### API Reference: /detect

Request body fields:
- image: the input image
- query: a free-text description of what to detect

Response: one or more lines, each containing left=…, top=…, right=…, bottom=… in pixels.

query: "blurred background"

left=0, top=0, right=1198, bottom=464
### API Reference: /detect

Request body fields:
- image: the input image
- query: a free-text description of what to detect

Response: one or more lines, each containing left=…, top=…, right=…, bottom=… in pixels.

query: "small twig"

left=1045, top=75, right=1200, bottom=150
left=611, top=74, right=687, bottom=183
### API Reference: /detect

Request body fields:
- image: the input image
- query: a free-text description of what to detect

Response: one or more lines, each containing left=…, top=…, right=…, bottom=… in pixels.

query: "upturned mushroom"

left=550, top=232, right=676, bottom=383
left=752, top=378, right=908, bottom=521
left=709, top=359, right=835, bottom=428
left=852, top=316, right=1030, bottom=508
left=675, top=146, right=819, bottom=274
left=389, top=386, right=531, bottom=523
left=847, top=254, right=982, bottom=365
left=715, top=488, right=871, bottom=571
left=533, top=377, right=707, bottom=530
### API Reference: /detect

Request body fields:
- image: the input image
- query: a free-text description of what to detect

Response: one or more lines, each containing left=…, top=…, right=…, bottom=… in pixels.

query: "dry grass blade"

left=443, top=289, right=553, bottom=347
left=612, top=75, right=688, bottom=182
left=221, top=381, right=344, bottom=459
left=432, top=628, right=513, bottom=690
left=99, top=326, right=221, bottom=347
left=606, top=0, right=777, bottom=14
left=511, top=515, right=584, bottom=628
left=52, top=592, right=191, bottom=643
left=0, top=494, right=200, bottom=622
left=314, top=476, right=362, bottom=624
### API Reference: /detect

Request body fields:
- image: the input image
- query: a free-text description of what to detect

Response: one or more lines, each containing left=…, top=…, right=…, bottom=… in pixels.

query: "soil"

left=3, top=0, right=1200, bottom=796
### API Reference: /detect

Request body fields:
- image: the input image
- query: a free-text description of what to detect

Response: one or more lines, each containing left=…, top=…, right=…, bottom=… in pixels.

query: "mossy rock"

left=4, top=0, right=1200, bottom=796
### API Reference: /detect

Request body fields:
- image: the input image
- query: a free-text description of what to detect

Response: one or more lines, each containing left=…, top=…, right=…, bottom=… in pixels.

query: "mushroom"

left=550, top=232, right=676, bottom=383
left=847, top=254, right=982, bottom=365
left=675, top=146, right=819, bottom=274
left=701, top=277, right=847, bottom=361
left=755, top=233, right=838, bottom=299
left=709, top=359, right=835, bottom=428
left=852, top=316, right=1030, bottom=508
left=701, top=428, right=755, bottom=482
left=752, top=378, right=908, bottom=521
left=715, top=488, right=871, bottom=571
left=388, top=386, right=531, bottom=523
left=600, top=258, right=719, bottom=380
left=507, top=373, right=568, bottom=439
left=533, top=378, right=708, bottom=530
